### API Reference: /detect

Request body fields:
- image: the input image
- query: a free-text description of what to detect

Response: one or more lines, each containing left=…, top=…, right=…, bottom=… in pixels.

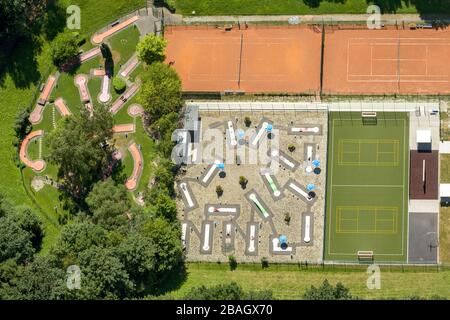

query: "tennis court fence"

left=187, top=261, right=450, bottom=272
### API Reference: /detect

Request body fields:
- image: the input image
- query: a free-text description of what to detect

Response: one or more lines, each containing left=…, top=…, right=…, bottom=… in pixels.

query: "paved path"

left=181, top=14, right=450, bottom=24
left=188, top=101, right=440, bottom=112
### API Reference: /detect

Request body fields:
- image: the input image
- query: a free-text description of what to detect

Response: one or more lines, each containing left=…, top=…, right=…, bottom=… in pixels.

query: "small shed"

left=440, top=183, right=450, bottom=205
left=417, top=130, right=432, bottom=152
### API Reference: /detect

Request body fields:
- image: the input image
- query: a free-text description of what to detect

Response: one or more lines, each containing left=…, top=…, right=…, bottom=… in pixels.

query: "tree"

left=11, top=205, right=44, bottom=251
left=303, top=279, right=355, bottom=300
left=3, top=256, right=67, bottom=300
left=117, top=232, right=156, bottom=291
left=244, top=117, right=252, bottom=127
left=76, top=246, right=134, bottom=299
left=137, top=62, right=183, bottom=122
left=136, top=34, right=167, bottom=65
left=228, top=255, right=237, bottom=271
left=0, top=0, right=48, bottom=41
left=51, top=221, right=110, bottom=268
left=184, top=282, right=273, bottom=300
left=50, top=30, right=80, bottom=66
left=46, top=104, right=114, bottom=201
left=216, top=185, right=224, bottom=197
left=239, top=176, right=248, bottom=189
left=150, top=193, right=178, bottom=222
left=284, top=212, right=291, bottom=225
left=0, top=215, right=35, bottom=264
left=288, top=144, right=296, bottom=152
left=143, top=217, right=182, bottom=274
left=86, top=179, right=130, bottom=230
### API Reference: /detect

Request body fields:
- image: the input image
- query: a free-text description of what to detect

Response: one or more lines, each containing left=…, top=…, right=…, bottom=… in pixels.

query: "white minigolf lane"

left=289, top=182, right=314, bottom=202
left=248, top=225, right=256, bottom=253
left=304, top=216, right=311, bottom=243
left=251, top=122, right=268, bottom=146
left=180, top=183, right=194, bottom=208
left=182, top=223, right=187, bottom=248
left=249, top=193, right=270, bottom=218
left=202, top=160, right=220, bottom=184
left=291, top=126, right=320, bottom=134
left=208, top=206, right=237, bottom=214
left=227, top=121, right=237, bottom=146
left=202, top=224, right=211, bottom=251
left=271, top=150, right=295, bottom=168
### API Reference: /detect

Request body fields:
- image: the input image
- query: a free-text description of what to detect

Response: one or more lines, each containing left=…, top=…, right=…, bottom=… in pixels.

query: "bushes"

left=113, top=77, right=126, bottom=93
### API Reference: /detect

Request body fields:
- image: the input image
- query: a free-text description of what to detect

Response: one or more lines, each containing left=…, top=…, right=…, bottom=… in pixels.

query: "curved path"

left=20, top=130, right=46, bottom=172
left=125, top=142, right=143, bottom=191
left=29, top=105, right=45, bottom=124
left=127, top=104, right=144, bottom=117
left=92, top=15, right=140, bottom=44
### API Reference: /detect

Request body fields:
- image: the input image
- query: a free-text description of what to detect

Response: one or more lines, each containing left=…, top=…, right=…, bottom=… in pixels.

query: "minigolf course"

left=20, top=130, right=46, bottom=172
left=20, top=10, right=153, bottom=208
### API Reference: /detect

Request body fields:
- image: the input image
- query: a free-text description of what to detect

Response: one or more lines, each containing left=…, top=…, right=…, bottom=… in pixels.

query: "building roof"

left=184, top=105, right=199, bottom=131
left=441, top=184, right=450, bottom=197
left=417, top=130, right=432, bottom=144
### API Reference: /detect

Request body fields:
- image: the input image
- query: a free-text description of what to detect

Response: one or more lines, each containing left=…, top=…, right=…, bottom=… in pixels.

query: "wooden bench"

left=357, top=251, right=374, bottom=261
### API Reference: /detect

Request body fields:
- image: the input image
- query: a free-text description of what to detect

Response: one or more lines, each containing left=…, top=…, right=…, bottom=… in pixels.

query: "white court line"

left=372, top=58, right=427, bottom=61
left=347, top=79, right=449, bottom=83
left=327, top=118, right=407, bottom=257
left=332, top=184, right=404, bottom=188
left=346, top=38, right=450, bottom=84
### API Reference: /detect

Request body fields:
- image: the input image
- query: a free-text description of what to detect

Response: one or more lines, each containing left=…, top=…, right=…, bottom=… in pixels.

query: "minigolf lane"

left=110, top=82, right=141, bottom=114
left=54, top=98, right=72, bottom=117
left=125, top=142, right=143, bottom=191
left=20, top=130, right=46, bottom=172
left=92, top=15, right=140, bottom=44
left=113, top=124, right=135, bottom=134
left=29, top=75, right=57, bottom=124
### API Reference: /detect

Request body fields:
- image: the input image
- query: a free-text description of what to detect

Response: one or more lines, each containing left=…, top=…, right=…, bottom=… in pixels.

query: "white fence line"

left=188, top=101, right=441, bottom=113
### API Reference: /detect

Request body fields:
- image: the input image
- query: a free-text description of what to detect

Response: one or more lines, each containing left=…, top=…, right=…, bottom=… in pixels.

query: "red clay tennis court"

left=323, top=27, right=450, bottom=95
left=165, top=25, right=322, bottom=94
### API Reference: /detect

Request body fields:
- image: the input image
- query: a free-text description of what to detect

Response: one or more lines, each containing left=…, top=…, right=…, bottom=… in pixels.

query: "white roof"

left=417, top=130, right=432, bottom=143
left=441, top=184, right=450, bottom=197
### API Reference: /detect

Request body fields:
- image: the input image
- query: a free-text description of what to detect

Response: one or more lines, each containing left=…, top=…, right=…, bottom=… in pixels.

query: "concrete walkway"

left=181, top=14, right=444, bottom=24
left=188, top=101, right=440, bottom=112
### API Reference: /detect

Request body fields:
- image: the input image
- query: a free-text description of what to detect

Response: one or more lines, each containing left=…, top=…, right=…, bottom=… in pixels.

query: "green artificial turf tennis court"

left=325, top=112, right=409, bottom=263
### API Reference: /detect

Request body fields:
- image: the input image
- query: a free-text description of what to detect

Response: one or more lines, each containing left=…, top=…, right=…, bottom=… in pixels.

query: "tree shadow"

left=111, top=159, right=128, bottom=185
left=148, top=262, right=188, bottom=296
left=42, top=1, right=67, bottom=41
left=0, top=37, right=41, bottom=89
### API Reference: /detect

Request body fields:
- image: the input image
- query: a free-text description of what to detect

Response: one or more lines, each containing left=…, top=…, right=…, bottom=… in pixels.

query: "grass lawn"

left=174, top=0, right=424, bottom=16
left=166, top=263, right=450, bottom=299
left=440, top=154, right=450, bottom=264
left=61, top=0, right=145, bottom=36
left=325, top=112, right=409, bottom=263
